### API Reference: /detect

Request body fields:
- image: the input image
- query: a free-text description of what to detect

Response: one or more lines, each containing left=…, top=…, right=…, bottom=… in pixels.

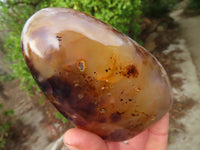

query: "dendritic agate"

left=21, top=8, right=172, bottom=141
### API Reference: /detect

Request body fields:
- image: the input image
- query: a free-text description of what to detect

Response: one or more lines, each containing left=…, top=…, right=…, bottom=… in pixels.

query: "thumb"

left=63, top=128, right=108, bottom=150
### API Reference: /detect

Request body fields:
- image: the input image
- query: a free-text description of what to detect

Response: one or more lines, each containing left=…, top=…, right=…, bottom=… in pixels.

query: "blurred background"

left=0, top=0, right=200, bottom=149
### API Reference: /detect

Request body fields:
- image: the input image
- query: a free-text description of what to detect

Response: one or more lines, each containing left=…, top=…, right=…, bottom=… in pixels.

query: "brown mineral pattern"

left=21, top=8, right=172, bottom=141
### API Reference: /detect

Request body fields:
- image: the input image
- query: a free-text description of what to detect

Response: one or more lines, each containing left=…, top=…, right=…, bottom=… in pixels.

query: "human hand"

left=63, top=113, right=169, bottom=150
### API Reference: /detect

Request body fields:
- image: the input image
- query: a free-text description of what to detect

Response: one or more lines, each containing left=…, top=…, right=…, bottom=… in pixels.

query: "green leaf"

left=0, top=104, right=3, bottom=109
left=3, top=109, right=14, bottom=116
left=54, top=112, right=68, bottom=123
left=39, top=95, right=45, bottom=105
left=2, top=122, right=11, bottom=131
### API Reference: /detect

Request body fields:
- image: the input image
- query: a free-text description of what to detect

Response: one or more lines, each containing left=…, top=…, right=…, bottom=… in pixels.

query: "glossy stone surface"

left=21, top=8, right=172, bottom=141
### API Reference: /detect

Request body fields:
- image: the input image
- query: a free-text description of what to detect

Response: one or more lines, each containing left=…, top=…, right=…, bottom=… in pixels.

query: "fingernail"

left=65, top=144, right=79, bottom=150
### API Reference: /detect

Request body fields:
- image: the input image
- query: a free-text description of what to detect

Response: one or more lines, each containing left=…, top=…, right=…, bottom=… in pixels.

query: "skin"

left=63, top=113, right=169, bottom=150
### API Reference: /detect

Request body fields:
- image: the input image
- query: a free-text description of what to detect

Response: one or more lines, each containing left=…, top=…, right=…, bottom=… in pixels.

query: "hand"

left=63, top=113, right=169, bottom=150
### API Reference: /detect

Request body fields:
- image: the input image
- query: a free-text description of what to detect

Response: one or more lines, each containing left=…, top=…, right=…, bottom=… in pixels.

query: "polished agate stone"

left=21, top=8, right=172, bottom=141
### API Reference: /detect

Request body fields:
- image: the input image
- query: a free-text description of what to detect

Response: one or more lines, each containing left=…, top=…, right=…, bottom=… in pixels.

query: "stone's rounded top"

left=21, top=8, right=127, bottom=58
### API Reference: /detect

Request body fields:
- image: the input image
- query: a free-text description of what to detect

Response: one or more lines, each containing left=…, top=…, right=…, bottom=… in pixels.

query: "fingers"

left=63, top=128, right=108, bottom=150
left=128, top=130, right=149, bottom=150
left=145, top=113, right=169, bottom=150
left=107, top=130, right=149, bottom=150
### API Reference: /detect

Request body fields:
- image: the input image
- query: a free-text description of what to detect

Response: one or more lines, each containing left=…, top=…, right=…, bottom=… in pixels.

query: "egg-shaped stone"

left=21, top=8, right=172, bottom=141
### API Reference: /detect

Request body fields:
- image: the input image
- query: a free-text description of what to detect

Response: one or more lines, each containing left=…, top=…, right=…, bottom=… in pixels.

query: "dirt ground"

left=0, top=80, right=72, bottom=150
left=166, top=6, right=200, bottom=150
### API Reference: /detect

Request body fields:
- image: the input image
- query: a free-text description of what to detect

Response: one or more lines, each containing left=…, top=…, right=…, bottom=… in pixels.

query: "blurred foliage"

left=0, top=0, right=48, bottom=92
left=0, top=74, right=14, bottom=82
left=142, top=0, right=178, bottom=18
left=38, top=95, right=45, bottom=105
left=186, top=0, right=200, bottom=12
left=54, top=112, right=68, bottom=123
left=0, top=103, right=14, bottom=150
left=187, top=0, right=200, bottom=9
left=0, top=0, right=142, bottom=92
